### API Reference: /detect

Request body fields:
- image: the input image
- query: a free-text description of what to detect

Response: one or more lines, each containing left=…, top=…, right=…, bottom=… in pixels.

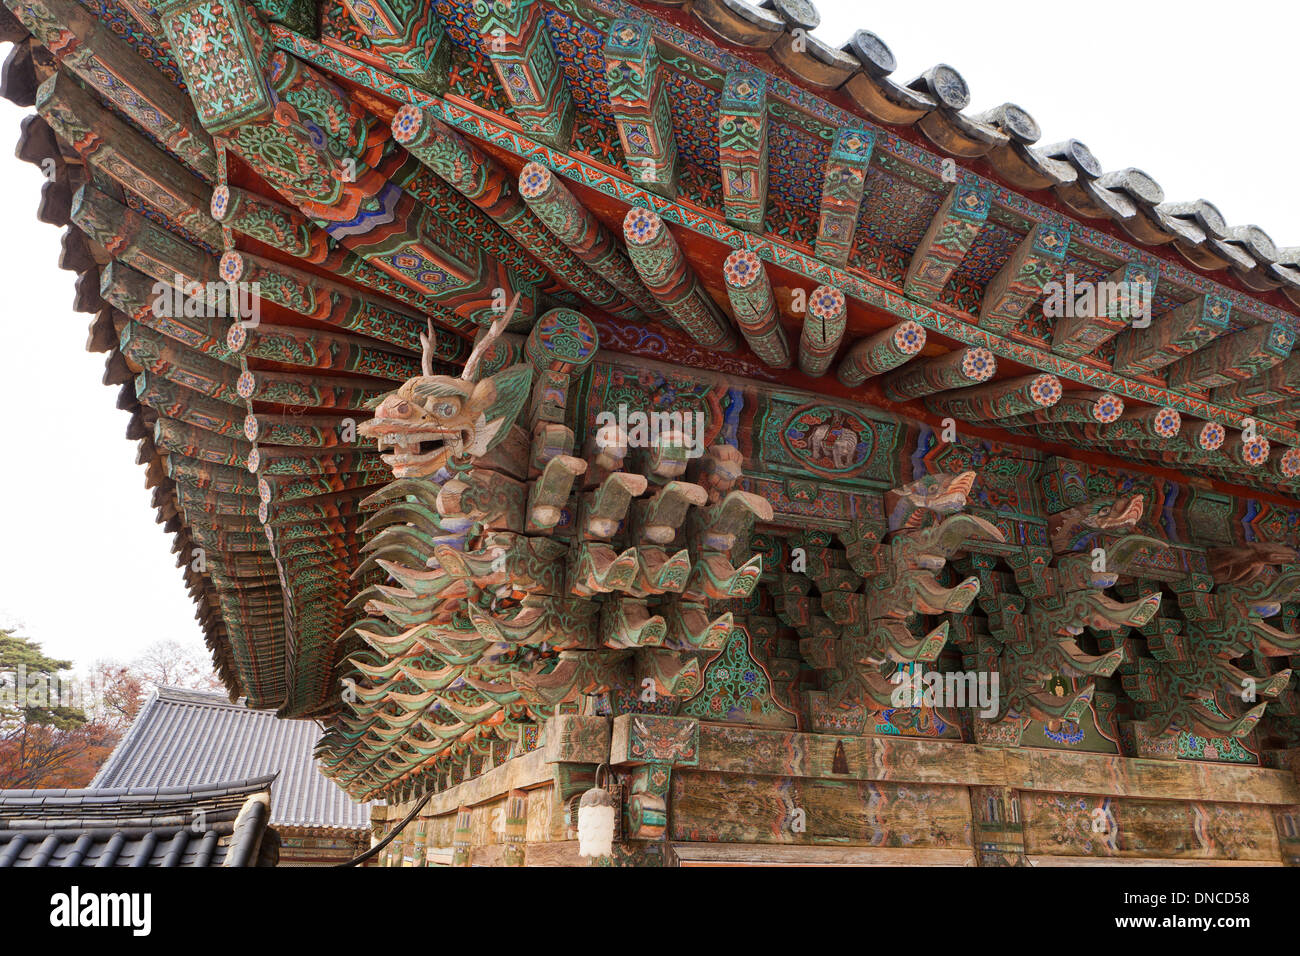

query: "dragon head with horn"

left=361, top=301, right=533, bottom=478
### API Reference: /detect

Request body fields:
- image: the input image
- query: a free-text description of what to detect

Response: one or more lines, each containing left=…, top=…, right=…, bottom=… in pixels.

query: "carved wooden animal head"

left=360, top=310, right=531, bottom=478
left=1048, top=493, right=1144, bottom=553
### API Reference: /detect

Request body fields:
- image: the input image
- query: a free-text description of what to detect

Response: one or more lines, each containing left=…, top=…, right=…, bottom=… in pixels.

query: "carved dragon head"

left=1048, top=493, right=1144, bottom=553
left=361, top=307, right=532, bottom=478
left=886, top=470, right=977, bottom=530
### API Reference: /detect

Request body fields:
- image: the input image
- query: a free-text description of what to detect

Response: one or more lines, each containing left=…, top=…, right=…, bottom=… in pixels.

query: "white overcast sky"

left=0, top=0, right=1296, bottom=674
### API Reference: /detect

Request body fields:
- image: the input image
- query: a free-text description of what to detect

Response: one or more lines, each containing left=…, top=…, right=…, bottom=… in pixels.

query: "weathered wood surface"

left=672, top=843, right=975, bottom=866
left=693, top=723, right=1300, bottom=805
left=1022, top=792, right=1280, bottom=861
left=670, top=770, right=973, bottom=849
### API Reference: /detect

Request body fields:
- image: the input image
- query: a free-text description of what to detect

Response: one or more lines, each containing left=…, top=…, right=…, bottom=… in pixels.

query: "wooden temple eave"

left=273, top=26, right=1300, bottom=462
left=11, top=0, right=1300, bottom=809
left=302, top=0, right=1300, bottom=311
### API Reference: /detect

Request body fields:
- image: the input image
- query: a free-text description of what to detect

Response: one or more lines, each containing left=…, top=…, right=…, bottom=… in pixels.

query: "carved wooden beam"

left=219, top=249, right=449, bottom=353
left=159, top=0, right=526, bottom=329
left=229, top=322, right=421, bottom=381
left=721, top=249, right=790, bottom=368
left=6, top=0, right=216, bottom=175
left=1106, top=405, right=1183, bottom=440
left=252, top=445, right=388, bottom=477
left=623, top=207, right=736, bottom=350
left=391, top=105, right=634, bottom=319
left=797, top=285, right=845, bottom=377
left=155, top=416, right=252, bottom=469
left=72, top=182, right=218, bottom=284
left=91, top=181, right=459, bottom=360
left=1111, top=293, right=1232, bottom=377
left=1267, top=446, right=1300, bottom=483
left=1165, top=322, right=1295, bottom=391
left=836, top=321, right=926, bottom=387
left=100, top=262, right=232, bottom=357
left=234, top=366, right=388, bottom=411
left=718, top=70, right=767, bottom=232
left=338, top=0, right=448, bottom=93
left=211, top=185, right=455, bottom=320
left=882, top=346, right=996, bottom=401
left=118, top=321, right=240, bottom=403
left=927, top=373, right=1063, bottom=422
left=977, top=222, right=1070, bottom=336
left=903, top=183, right=990, bottom=302
left=317, top=181, right=535, bottom=329
left=136, top=370, right=245, bottom=437
left=1212, top=354, right=1300, bottom=409
left=1220, top=431, right=1271, bottom=470
left=169, top=456, right=259, bottom=496
left=1049, top=262, right=1157, bottom=359
left=36, top=70, right=220, bottom=247
left=518, top=162, right=662, bottom=317
left=998, top=390, right=1124, bottom=427
left=245, top=410, right=376, bottom=449
left=475, top=0, right=574, bottom=150
left=813, top=126, right=875, bottom=266
left=604, top=18, right=677, bottom=198
left=120, top=320, right=388, bottom=412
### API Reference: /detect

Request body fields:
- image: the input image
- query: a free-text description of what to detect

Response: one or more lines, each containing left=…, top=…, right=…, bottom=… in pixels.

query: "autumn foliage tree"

left=0, top=628, right=98, bottom=789
left=0, top=631, right=225, bottom=788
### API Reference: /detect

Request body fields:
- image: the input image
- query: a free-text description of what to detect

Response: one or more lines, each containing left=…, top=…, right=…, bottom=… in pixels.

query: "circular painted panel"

left=779, top=404, right=873, bottom=477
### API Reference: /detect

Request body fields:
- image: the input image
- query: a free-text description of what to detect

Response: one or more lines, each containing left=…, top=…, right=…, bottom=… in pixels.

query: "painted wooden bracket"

left=718, top=69, right=769, bottom=232
left=604, top=18, right=678, bottom=198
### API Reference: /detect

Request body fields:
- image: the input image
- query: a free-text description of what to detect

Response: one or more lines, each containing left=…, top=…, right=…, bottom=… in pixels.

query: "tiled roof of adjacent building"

left=0, top=776, right=277, bottom=866
left=92, top=687, right=370, bottom=831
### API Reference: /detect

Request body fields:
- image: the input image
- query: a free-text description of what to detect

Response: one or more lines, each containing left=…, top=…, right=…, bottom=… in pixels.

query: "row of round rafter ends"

left=662, top=0, right=1300, bottom=303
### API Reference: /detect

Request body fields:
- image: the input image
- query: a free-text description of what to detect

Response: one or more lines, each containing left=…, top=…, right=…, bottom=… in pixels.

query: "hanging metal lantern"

left=577, top=764, right=616, bottom=858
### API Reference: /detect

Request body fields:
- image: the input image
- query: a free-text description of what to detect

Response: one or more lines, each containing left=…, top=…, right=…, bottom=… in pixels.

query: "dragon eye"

left=433, top=401, right=459, bottom=418
left=395, top=401, right=410, bottom=415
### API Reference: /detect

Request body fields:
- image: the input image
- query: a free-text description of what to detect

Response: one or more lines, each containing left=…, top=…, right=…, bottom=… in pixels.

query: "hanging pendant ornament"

left=577, top=764, right=616, bottom=859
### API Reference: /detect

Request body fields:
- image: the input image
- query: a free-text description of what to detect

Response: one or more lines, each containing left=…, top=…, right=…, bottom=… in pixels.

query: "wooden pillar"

left=797, top=285, right=845, bottom=377
left=882, top=346, right=996, bottom=402
left=610, top=714, right=700, bottom=846
left=722, top=249, right=790, bottom=368
left=1275, top=808, right=1300, bottom=866
left=836, top=320, right=925, bottom=387
left=451, top=806, right=472, bottom=866
left=503, top=789, right=527, bottom=866
left=623, top=207, right=736, bottom=350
